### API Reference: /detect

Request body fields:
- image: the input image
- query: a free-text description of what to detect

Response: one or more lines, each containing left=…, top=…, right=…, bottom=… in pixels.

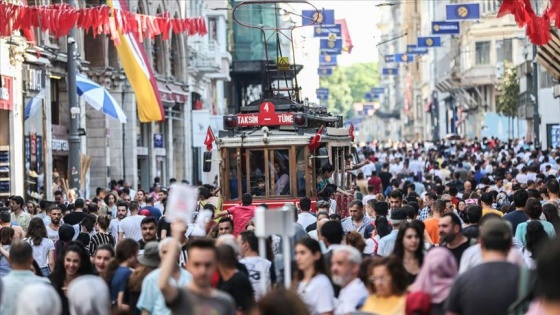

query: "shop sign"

left=154, top=133, right=164, bottom=148
left=52, top=139, right=69, bottom=152
left=0, top=76, right=13, bottom=111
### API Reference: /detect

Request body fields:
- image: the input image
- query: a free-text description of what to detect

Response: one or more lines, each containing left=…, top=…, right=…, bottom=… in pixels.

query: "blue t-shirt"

left=110, top=266, right=132, bottom=302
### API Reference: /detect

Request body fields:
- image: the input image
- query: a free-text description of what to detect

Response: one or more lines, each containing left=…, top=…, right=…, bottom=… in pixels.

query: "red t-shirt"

left=227, top=205, right=256, bottom=236
left=368, top=176, right=382, bottom=194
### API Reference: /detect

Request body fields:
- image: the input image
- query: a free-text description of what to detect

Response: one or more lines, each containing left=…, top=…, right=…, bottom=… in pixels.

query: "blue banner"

left=320, top=39, right=343, bottom=50
left=382, top=68, right=398, bottom=76
left=302, top=9, right=335, bottom=26
left=319, top=54, right=337, bottom=66
left=407, top=45, right=428, bottom=55
left=384, top=55, right=395, bottom=62
left=395, top=53, right=414, bottom=63
left=317, top=88, right=329, bottom=100
left=363, top=104, right=375, bottom=115
left=313, top=24, right=341, bottom=37
left=318, top=68, right=334, bottom=76
left=365, top=92, right=373, bottom=101
left=417, top=36, right=442, bottom=48
left=371, top=87, right=385, bottom=94
left=446, top=3, right=480, bottom=20
left=432, top=21, right=460, bottom=34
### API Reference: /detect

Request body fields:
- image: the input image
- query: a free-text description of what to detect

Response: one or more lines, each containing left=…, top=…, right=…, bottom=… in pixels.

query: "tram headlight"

left=293, top=113, right=308, bottom=128
left=224, top=115, right=237, bottom=129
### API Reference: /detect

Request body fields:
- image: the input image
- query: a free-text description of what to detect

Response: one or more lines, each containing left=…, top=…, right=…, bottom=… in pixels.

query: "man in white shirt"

left=296, top=197, right=316, bottom=230
left=109, top=202, right=128, bottom=240
left=118, top=201, right=145, bottom=242
left=331, top=245, right=368, bottom=315
left=238, top=230, right=272, bottom=300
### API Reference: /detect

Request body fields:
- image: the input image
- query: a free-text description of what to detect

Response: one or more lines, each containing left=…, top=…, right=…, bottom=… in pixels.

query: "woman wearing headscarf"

left=407, top=247, right=459, bottom=315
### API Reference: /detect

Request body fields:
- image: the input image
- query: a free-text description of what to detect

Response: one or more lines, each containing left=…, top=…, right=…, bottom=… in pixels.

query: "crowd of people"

left=1, top=137, right=560, bottom=314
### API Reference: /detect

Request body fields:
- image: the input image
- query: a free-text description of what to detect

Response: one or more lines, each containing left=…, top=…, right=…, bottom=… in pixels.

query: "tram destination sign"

left=236, top=101, right=294, bottom=127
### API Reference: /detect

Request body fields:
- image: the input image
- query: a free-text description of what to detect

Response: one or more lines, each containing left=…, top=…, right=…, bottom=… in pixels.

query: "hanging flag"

left=417, top=36, right=442, bottom=48
left=314, top=24, right=341, bottom=37
left=336, top=19, right=353, bottom=54
left=446, top=3, right=480, bottom=20
left=349, top=124, right=355, bottom=141
left=395, top=53, right=414, bottom=63
left=318, top=68, right=334, bottom=76
left=371, top=87, right=385, bottom=94
left=107, top=0, right=165, bottom=122
left=407, top=45, right=428, bottom=55
left=204, top=126, right=215, bottom=151
left=382, top=68, right=398, bottom=76
left=384, top=55, right=395, bottom=62
left=302, top=9, right=335, bottom=26
left=319, top=54, right=337, bottom=66
left=308, top=126, right=324, bottom=150
left=432, top=21, right=460, bottom=35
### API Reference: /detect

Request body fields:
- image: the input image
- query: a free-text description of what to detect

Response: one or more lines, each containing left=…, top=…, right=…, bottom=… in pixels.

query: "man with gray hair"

left=331, top=245, right=368, bottom=315
left=377, top=208, right=408, bottom=257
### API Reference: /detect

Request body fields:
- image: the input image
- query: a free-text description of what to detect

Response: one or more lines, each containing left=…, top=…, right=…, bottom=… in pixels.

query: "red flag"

left=349, top=123, right=355, bottom=142
left=308, top=126, right=324, bottom=151
left=204, top=126, right=215, bottom=151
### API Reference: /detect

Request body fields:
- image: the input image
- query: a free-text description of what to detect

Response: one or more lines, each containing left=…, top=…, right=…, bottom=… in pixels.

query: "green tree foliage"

left=495, top=63, right=519, bottom=117
left=319, top=62, right=378, bottom=118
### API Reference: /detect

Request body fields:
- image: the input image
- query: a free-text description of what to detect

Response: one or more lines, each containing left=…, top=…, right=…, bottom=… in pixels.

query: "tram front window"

left=270, top=149, right=290, bottom=196
left=296, top=147, right=306, bottom=197
left=248, top=150, right=266, bottom=196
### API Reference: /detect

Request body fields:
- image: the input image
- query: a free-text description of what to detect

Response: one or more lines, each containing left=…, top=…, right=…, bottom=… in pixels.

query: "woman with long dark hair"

left=49, top=241, right=94, bottom=315
left=523, top=221, right=549, bottom=269
left=24, top=217, right=55, bottom=276
left=102, top=238, right=138, bottom=314
left=542, top=203, right=560, bottom=234
left=0, top=227, right=14, bottom=276
left=294, top=238, right=334, bottom=315
left=391, top=221, right=424, bottom=285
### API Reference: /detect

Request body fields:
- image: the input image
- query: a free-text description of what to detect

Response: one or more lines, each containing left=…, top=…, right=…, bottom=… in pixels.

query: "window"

left=269, top=149, right=290, bottom=196
left=208, top=17, right=218, bottom=42
left=540, top=69, right=554, bottom=89
left=247, top=150, right=266, bottom=197
left=296, top=147, right=307, bottom=197
left=496, top=39, right=513, bottom=63
left=475, top=41, right=490, bottom=65
left=170, top=33, right=180, bottom=79
left=50, top=79, right=60, bottom=125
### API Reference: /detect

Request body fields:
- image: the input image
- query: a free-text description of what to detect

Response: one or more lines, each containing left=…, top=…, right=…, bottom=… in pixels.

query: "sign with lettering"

left=0, top=76, right=13, bottom=111
left=52, top=139, right=69, bottom=152
left=166, top=183, right=199, bottom=224
left=25, top=66, right=45, bottom=92
left=236, top=102, right=294, bottom=127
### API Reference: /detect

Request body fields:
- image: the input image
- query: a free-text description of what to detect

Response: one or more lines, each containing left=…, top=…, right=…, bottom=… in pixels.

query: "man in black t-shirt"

left=439, top=213, right=471, bottom=265
left=63, top=198, right=87, bottom=226
left=216, top=244, right=255, bottom=313
left=503, top=189, right=529, bottom=233
left=138, top=217, right=159, bottom=250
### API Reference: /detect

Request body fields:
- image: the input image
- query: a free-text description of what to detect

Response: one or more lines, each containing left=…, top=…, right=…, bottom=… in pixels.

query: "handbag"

left=508, top=267, right=532, bottom=315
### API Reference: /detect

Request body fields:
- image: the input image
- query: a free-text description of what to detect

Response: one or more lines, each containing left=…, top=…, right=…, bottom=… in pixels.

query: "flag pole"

left=67, top=0, right=81, bottom=195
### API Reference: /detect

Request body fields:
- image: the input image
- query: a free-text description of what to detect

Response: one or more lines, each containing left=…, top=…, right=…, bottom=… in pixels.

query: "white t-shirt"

left=45, top=225, right=59, bottom=243
left=109, top=218, right=121, bottom=240
left=240, top=256, right=272, bottom=300
left=24, top=237, right=54, bottom=268
left=297, top=212, right=317, bottom=230
left=335, top=278, right=369, bottom=315
left=118, top=215, right=146, bottom=241
left=297, top=274, right=335, bottom=315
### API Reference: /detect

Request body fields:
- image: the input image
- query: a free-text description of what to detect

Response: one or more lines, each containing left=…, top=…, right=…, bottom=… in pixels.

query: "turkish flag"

left=308, top=126, right=324, bottom=151
left=204, top=126, right=215, bottom=151
left=349, top=123, right=355, bottom=142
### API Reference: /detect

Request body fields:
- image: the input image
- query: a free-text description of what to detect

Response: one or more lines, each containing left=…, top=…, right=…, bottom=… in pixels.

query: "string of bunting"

left=497, top=0, right=560, bottom=45
left=0, top=2, right=207, bottom=45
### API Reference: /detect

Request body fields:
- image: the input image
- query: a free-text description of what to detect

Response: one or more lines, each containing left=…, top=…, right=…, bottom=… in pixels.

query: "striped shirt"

left=89, top=232, right=115, bottom=256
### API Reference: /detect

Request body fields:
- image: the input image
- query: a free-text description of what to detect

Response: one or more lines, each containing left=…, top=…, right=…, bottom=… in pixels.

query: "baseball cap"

left=138, top=241, right=161, bottom=268
left=139, top=209, right=151, bottom=216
